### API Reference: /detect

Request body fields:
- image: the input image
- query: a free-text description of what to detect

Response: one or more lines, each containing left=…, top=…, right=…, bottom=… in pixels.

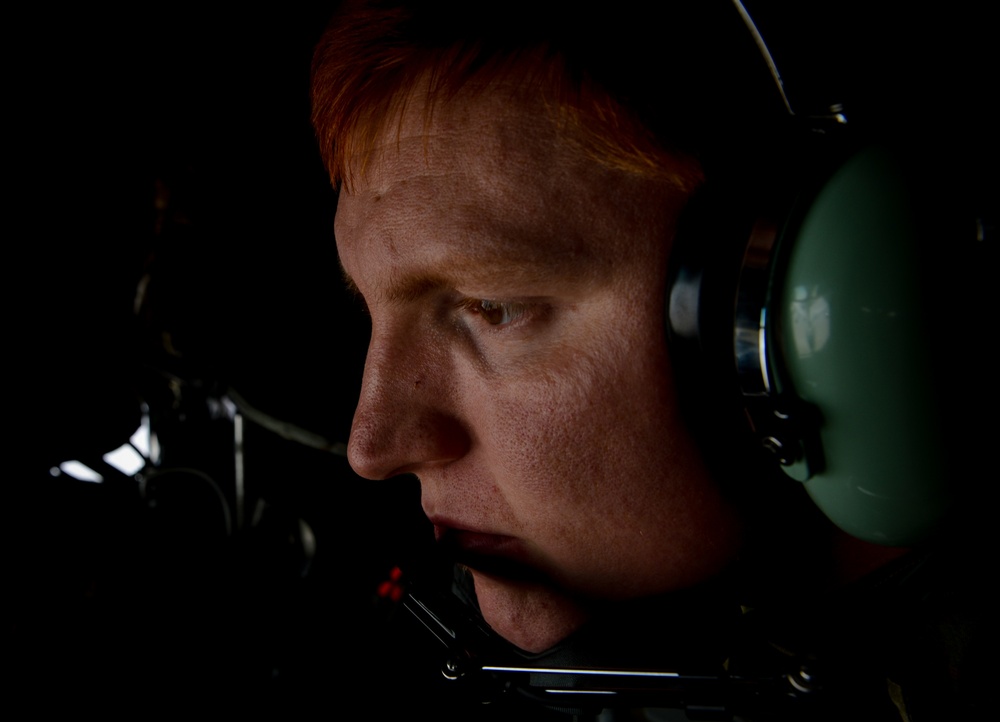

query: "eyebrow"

left=337, top=223, right=599, bottom=304
left=383, top=273, right=453, bottom=303
left=340, top=261, right=452, bottom=304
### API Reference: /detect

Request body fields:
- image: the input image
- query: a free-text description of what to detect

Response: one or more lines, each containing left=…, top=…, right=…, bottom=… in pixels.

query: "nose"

left=347, top=326, right=471, bottom=480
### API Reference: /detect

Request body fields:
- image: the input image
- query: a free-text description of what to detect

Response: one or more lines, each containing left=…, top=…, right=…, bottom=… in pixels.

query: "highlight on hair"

left=310, top=0, right=704, bottom=192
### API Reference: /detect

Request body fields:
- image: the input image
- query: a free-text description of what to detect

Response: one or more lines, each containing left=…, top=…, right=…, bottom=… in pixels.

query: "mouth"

left=432, top=523, right=547, bottom=584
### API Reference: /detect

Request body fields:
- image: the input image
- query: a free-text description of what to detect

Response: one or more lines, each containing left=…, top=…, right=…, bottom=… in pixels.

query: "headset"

left=384, top=0, right=991, bottom=716
left=665, top=1, right=983, bottom=547
left=671, top=144, right=972, bottom=546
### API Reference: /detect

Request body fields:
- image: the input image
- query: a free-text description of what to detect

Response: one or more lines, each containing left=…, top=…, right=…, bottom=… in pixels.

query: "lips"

left=431, top=520, right=547, bottom=583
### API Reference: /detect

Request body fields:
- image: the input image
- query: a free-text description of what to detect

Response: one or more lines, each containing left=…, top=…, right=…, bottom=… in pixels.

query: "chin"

left=470, top=570, right=591, bottom=654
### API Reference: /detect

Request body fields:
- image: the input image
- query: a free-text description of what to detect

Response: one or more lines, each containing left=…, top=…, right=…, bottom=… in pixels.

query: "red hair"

left=310, top=0, right=703, bottom=192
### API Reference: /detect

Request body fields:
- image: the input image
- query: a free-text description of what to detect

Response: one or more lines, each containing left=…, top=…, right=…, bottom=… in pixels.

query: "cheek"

left=476, top=312, right=683, bottom=529
left=462, top=303, right=738, bottom=598
left=484, top=342, right=631, bottom=489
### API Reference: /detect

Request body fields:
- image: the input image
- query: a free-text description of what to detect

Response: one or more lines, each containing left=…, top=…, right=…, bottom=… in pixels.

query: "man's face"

left=335, top=86, right=741, bottom=652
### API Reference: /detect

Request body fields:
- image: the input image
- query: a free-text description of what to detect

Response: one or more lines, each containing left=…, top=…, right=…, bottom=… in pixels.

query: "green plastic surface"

left=772, top=146, right=951, bottom=545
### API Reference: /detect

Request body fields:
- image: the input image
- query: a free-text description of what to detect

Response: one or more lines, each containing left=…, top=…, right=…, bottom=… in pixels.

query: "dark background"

left=9, top=0, right=994, bottom=716
left=10, top=4, right=449, bottom=715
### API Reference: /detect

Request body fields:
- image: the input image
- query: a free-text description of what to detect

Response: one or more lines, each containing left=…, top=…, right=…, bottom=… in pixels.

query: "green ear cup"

left=772, top=145, right=952, bottom=545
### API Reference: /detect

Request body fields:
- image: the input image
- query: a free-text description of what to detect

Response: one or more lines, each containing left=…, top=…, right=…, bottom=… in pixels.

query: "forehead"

left=334, top=85, right=681, bottom=297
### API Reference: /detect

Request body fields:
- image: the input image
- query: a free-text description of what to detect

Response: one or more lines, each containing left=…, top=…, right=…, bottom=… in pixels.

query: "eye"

left=462, top=298, right=528, bottom=327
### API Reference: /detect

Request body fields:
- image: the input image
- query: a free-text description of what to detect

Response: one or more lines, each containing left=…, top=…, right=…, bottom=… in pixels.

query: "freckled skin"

left=336, top=86, right=742, bottom=653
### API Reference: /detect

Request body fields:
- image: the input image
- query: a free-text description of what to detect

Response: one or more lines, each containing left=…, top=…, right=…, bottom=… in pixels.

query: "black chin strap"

left=399, top=555, right=856, bottom=720
left=397, top=544, right=967, bottom=721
